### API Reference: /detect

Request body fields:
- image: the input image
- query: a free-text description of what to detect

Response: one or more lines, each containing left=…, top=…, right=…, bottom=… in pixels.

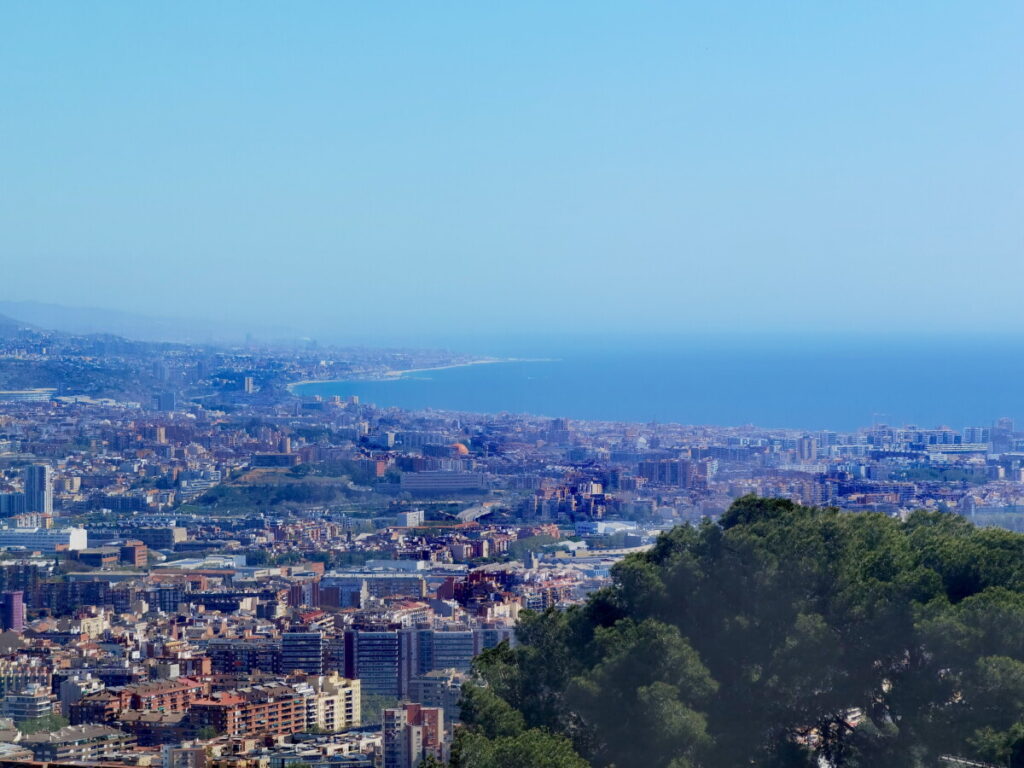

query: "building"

left=281, top=632, right=327, bottom=675
left=407, top=669, right=467, bottom=726
left=303, top=674, right=361, bottom=732
left=126, top=677, right=209, bottom=713
left=396, top=431, right=447, bottom=450
left=23, top=465, right=53, bottom=515
left=69, top=678, right=206, bottom=725
left=0, top=526, right=87, bottom=553
left=163, top=744, right=208, bottom=768
left=131, top=526, right=186, bottom=550
left=322, top=572, right=426, bottom=607
left=120, top=539, right=149, bottom=567
left=0, top=743, right=34, bottom=761
left=637, top=458, right=693, bottom=487
left=147, top=584, right=188, bottom=613
left=342, top=627, right=501, bottom=700
left=0, top=658, right=51, bottom=697
left=963, top=426, right=992, bottom=444
left=0, top=388, right=54, bottom=402
left=69, top=689, right=130, bottom=725
left=344, top=630, right=404, bottom=698
left=252, top=453, right=301, bottom=468
left=0, top=493, right=26, bottom=516
left=399, top=472, right=488, bottom=493
left=22, top=724, right=136, bottom=762
left=0, top=591, right=25, bottom=632
left=394, top=509, right=425, bottom=528
left=797, top=436, right=817, bottom=462
left=155, top=391, right=176, bottom=411
left=574, top=520, right=636, bottom=537
left=117, top=711, right=189, bottom=746
left=75, top=547, right=120, bottom=568
left=546, top=418, right=572, bottom=445
left=189, top=684, right=307, bottom=738
left=1, top=683, right=55, bottom=722
left=59, top=674, right=105, bottom=714
left=411, top=630, right=475, bottom=677
left=382, top=703, right=446, bottom=768
left=208, top=638, right=282, bottom=674
left=8, top=510, right=52, bottom=528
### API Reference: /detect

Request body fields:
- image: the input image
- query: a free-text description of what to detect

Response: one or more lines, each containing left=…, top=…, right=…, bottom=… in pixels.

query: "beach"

left=285, top=357, right=545, bottom=393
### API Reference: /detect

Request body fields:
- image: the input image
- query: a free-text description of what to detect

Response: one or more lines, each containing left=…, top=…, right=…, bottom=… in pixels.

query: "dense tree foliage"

left=361, top=693, right=401, bottom=727
left=456, top=497, right=1024, bottom=767
left=17, top=714, right=68, bottom=734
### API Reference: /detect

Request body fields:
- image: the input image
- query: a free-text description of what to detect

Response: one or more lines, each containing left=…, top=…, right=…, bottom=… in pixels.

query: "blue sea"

left=293, top=335, right=1024, bottom=431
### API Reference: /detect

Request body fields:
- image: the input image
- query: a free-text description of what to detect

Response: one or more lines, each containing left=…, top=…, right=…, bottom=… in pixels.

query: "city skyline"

left=4, top=3, right=1024, bottom=766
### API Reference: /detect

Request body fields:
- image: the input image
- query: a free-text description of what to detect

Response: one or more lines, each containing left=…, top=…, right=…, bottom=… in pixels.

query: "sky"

left=1, top=2, right=1021, bottom=344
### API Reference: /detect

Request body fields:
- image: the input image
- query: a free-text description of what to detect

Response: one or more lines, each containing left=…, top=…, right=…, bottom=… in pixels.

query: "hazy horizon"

left=13, top=297, right=1024, bottom=353
left=2, top=3, right=1022, bottom=339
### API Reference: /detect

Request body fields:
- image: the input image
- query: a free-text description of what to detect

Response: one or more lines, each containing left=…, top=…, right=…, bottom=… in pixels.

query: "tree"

left=457, top=643, right=589, bottom=767
left=245, top=549, right=270, bottom=566
left=18, top=714, right=68, bottom=734
left=360, top=693, right=400, bottom=726
left=451, top=729, right=589, bottom=768
left=196, top=725, right=220, bottom=740
left=460, top=497, right=1024, bottom=767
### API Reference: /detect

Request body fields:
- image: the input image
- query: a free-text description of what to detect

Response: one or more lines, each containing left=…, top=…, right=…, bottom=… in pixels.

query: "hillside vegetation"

left=456, top=497, right=1024, bottom=767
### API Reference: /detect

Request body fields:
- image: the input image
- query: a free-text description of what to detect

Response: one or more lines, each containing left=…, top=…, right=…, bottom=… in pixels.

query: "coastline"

left=380, top=357, right=508, bottom=379
left=286, top=357, right=553, bottom=393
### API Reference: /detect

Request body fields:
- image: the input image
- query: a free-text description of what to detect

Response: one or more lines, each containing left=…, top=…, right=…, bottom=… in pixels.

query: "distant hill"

left=0, top=301, right=304, bottom=345
left=0, top=312, right=36, bottom=337
left=0, top=301, right=190, bottom=341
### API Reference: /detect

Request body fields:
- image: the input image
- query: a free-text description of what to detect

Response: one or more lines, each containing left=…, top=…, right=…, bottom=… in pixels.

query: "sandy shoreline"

left=286, top=357, right=553, bottom=393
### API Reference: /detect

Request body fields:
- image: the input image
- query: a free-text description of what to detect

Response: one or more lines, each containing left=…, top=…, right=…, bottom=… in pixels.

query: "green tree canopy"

left=458, top=497, right=1024, bottom=767
left=17, top=714, right=68, bottom=734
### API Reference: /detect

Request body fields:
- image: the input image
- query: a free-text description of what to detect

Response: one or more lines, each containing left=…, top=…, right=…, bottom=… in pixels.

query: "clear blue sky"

left=1, top=2, right=1021, bottom=342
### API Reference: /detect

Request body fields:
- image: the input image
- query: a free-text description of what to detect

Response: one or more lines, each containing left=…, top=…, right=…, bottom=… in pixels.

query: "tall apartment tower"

left=0, top=591, right=25, bottom=632
left=155, top=392, right=176, bottom=411
left=23, top=465, right=53, bottom=515
left=344, top=629, right=405, bottom=697
left=281, top=631, right=326, bottom=675
left=797, top=436, right=817, bottom=463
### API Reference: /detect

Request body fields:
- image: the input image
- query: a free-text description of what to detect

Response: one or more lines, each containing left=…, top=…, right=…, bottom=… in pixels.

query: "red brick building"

left=187, top=684, right=306, bottom=738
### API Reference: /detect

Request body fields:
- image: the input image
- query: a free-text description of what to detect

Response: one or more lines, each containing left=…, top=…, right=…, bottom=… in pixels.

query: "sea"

left=291, top=335, right=1024, bottom=432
